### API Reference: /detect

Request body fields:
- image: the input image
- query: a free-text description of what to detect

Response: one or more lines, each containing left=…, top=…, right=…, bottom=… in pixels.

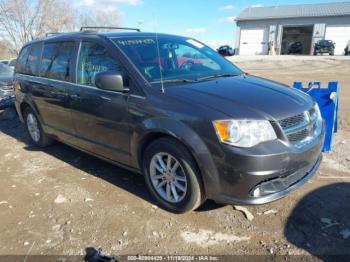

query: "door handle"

left=70, top=94, right=81, bottom=100
left=99, top=95, right=111, bottom=101
left=50, top=89, right=67, bottom=98
left=52, top=90, right=68, bottom=99
left=56, top=93, right=67, bottom=99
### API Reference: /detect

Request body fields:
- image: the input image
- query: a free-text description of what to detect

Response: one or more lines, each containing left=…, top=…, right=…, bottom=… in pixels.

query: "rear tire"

left=24, top=107, right=53, bottom=147
left=143, top=138, right=205, bottom=213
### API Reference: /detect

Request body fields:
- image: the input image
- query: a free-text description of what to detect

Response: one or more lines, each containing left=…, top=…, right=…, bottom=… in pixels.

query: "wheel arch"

left=19, top=99, right=42, bottom=123
left=130, top=118, right=221, bottom=198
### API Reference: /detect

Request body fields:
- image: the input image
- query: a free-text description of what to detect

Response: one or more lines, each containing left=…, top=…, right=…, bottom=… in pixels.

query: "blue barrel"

left=293, top=81, right=339, bottom=152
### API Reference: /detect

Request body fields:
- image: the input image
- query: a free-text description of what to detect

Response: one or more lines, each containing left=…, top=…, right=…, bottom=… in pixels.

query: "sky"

left=74, top=0, right=343, bottom=49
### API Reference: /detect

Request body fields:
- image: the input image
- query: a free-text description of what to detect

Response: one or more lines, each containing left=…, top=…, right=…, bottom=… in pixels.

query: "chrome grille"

left=287, top=128, right=309, bottom=142
left=279, top=113, right=305, bottom=129
left=279, top=107, right=319, bottom=147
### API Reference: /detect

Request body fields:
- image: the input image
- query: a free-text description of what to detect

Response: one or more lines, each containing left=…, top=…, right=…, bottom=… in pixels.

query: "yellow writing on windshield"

left=117, top=39, right=155, bottom=46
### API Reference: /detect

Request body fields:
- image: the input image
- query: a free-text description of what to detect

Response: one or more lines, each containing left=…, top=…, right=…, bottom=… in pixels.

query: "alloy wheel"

left=149, top=152, right=187, bottom=203
left=26, top=113, right=40, bottom=143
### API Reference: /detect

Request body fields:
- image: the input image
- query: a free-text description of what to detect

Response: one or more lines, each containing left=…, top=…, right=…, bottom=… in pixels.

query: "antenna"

left=152, top=14, right=165, bottom=93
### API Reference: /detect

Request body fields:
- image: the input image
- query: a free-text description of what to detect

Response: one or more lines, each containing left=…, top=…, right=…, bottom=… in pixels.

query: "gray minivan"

left=14, top=28, right=324, bottom=213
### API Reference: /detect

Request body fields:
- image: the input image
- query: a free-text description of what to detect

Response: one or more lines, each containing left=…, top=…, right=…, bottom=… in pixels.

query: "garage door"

left=325, top=26, right=350, bottom=55
left=239, top=29, right=268, bottom=55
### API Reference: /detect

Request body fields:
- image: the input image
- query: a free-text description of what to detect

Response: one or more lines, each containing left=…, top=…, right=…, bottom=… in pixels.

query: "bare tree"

left=0, top=0, right=123, bottom=55
left=0, top=0, right=75, bottom=54
left=0, top=40, right=14, bottom=58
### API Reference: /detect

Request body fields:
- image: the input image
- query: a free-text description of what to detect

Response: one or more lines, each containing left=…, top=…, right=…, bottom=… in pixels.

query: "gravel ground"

left=0, top=56, right=349, bottom=260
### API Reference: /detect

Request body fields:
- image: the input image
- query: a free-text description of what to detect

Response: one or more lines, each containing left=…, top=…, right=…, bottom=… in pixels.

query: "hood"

left=166, top=75, right=313, bottom=121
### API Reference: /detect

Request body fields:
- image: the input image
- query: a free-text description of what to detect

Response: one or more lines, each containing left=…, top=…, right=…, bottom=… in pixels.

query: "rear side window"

left=16, top=46, right=30, bottom=74
left=40, top=42, right=74, bottom=81
left=26, top=44, right=41, bottom=75
left=16, top=44, right=42, bottom=75
left=77, top=42, right=121, bottom=87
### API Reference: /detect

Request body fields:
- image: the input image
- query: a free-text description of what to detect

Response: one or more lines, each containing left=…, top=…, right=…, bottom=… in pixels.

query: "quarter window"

left=26, top=43, right=41, bottom=75
left=16, top=46, right=30, bottom=74
left=40, top=42, right=74, bottom=81
left=16, top=43, right=42, bottom=75
left=77, top=42, right=121, bottom=87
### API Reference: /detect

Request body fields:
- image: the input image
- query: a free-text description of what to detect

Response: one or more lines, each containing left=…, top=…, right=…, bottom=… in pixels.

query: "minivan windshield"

left=111, top=36, right=242, bottom=85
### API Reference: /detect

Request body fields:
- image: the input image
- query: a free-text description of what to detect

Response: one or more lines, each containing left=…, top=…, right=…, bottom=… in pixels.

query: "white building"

left=235, top=2, right=350, bottom=55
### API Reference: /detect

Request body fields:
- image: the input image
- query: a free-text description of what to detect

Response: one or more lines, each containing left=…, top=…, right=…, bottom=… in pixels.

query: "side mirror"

left=95, top=71, right=129, bottom=93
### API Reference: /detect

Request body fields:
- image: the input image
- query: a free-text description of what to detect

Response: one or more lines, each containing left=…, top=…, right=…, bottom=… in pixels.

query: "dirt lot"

left=0, top=56, right=349, bottom=260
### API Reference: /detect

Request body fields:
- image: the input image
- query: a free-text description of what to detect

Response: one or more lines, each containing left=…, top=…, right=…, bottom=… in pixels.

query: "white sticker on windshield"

left=186, top=39, right=204, bottom=49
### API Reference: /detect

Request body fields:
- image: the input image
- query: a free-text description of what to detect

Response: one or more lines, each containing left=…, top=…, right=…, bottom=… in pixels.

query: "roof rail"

left=79, top=26, right=141, bottom=32
left=45, top=32, right=60, bottom=37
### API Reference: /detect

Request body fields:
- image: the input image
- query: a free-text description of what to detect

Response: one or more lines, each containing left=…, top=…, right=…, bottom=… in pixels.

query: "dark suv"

left=217, top=45, right=235, bottom=56
left=14, top=28, right=324, bottom=213
left=314, top=40, right=335, bottom=55
left=287, top=41, right=303, bottom=55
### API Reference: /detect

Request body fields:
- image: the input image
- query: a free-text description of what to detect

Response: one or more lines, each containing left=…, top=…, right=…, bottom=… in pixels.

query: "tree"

left=0, top=0, right=123, bottom=55
left=0, top=0, right=75, bottom=54
left=0, top=40, right=14, bottom=58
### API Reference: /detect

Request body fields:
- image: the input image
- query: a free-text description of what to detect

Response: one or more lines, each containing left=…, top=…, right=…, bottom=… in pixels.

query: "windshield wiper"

left=197, top=73, right=240, bottom=81
left=151, top=78, right=197, bottom=84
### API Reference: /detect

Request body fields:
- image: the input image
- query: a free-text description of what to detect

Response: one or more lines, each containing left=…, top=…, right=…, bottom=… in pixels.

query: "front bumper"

left=209, top=125, right=325, bottom=205
left=316, top=49, right=333, bottom=53
left=213, top=155, right=321, bottom=205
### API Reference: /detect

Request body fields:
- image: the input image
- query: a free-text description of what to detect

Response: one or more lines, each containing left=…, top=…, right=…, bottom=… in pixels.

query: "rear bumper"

left=208, top=125, right=325, bottom=205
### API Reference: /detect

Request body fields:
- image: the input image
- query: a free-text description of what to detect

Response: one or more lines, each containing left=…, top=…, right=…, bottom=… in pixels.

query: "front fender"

left=130, top=117, right=221, bottom=198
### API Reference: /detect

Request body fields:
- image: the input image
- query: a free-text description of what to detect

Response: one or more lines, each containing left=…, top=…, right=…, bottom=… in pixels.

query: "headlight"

left=213, top=119, right=277, bottom=148
left=314, top=103, right=323, bottom=136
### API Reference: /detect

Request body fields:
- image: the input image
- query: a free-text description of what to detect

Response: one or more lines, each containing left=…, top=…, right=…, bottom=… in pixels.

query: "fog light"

left=252, top=187, right=261, bottom=197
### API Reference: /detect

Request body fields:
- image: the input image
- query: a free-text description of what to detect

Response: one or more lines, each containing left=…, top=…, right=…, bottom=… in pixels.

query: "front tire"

left=24, top=107, right=53, bottom=147
left=143, top=138, right=204, bottom=213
